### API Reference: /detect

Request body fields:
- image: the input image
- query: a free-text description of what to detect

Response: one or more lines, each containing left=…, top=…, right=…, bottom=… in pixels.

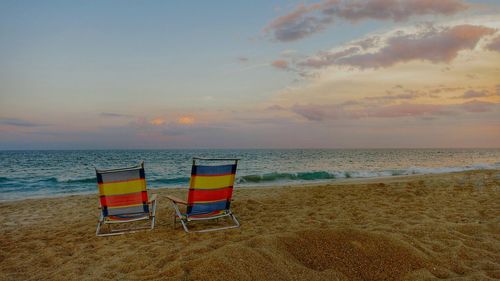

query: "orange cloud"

left=150, top=118, right=166, bottom=126
left=178, top=116, right=195, bottom=125
left=271, top=59, right=289, bottom=70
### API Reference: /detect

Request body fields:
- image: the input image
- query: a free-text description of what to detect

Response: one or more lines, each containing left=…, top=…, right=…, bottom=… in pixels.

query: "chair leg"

left=96, top=221, right=103, bottom=236
left=179, top=219, right=190, bottom=232
left=96, top=213, right=104, bottom=236
left=150, top=199, right=157, bottom=230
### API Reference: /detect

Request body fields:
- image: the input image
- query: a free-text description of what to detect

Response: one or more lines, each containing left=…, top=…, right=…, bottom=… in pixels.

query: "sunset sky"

left=1, top=0, right=499, bottom=149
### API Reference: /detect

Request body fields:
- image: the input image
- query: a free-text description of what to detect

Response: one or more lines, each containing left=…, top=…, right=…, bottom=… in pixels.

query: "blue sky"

left=1, top=0, right=499, bottom=149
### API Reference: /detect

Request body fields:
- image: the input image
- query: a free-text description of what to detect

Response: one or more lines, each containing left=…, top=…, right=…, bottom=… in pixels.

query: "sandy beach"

left=0, top=170, right=499, bottom=280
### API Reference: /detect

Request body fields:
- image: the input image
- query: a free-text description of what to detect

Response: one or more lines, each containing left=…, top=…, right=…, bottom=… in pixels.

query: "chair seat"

left=106, top=213, right=149, bottom=222
left=182, top=210, right=226, bottom=220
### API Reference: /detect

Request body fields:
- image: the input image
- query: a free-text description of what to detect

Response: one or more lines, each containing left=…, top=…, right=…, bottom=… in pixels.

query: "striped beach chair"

left=166, top=158, right=240, bottom=233
left=95, top=161, right=157, bottom=236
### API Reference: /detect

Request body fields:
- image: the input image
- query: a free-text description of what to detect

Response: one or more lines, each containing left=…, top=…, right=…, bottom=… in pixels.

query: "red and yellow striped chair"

left=95, top=161, right=157, bottom=236
left=166, top=158, right=240, bottom=232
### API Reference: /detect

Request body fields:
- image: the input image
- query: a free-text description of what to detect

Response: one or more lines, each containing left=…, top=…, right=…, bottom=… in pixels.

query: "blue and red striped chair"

left=166, top=158, right=240, bottom=232
left=95, top=161, right=157, bottom=236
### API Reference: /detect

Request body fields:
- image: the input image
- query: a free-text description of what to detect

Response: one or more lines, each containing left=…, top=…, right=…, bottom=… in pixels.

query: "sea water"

left=1, top=149, right=499, bottom=201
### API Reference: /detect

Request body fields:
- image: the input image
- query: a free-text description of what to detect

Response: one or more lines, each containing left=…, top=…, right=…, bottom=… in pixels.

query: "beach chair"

left=95, top=161, right=157, bottom=236
left=166, top=158, right=240, bottom=233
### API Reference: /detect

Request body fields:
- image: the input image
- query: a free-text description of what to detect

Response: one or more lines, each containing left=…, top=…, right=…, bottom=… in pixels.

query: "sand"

left=0, top=170, right=499, bottom=280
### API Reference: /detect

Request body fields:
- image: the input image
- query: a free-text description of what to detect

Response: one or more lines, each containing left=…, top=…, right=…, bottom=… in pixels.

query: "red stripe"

left=100, top=191, right=148, bottom=207
left=188, top=187, right=233, bottom=203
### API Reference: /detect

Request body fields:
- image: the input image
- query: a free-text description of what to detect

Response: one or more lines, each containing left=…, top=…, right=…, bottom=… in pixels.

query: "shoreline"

left=1, top=169, right=498, bottom=203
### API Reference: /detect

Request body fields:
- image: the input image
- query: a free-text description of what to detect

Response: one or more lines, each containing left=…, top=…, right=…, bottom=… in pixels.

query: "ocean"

left=0, top=149, right=499, bottom=201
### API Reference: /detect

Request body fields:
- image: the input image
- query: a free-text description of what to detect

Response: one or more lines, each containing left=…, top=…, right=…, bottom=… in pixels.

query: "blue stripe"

left=102, top=204, right=149, bottom=216
left=193, top=164, right=236, bottom=176
left=188, top=200, right=229, bottom=215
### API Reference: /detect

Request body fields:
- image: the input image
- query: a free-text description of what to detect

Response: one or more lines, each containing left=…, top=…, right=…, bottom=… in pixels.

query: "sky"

left=1, top=0, right=499, bottom=149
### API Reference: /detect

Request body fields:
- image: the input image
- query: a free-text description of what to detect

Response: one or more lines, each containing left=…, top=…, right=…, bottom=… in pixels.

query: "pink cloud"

left=457, top=89, right=490, bottom=99
left=299, top=24, right=496, bottom=69
left=271, top=59, right=290, bottom=70
left=291, top=102, right=450, bottom=121
left=291, top=104, right=335, bottom=121
left=265, top=0, right=469, bottom=42
left=367, top=103, right=448, bottom=118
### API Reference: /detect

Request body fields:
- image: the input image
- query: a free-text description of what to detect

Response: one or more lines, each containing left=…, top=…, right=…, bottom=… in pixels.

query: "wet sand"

left=1, top=170, right=499, bottom=280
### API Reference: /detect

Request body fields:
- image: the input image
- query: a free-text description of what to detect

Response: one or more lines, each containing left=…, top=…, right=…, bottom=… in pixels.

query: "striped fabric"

left=187, top=163, right=237, bottom=216
left=96, top=165, right=149, bottom=217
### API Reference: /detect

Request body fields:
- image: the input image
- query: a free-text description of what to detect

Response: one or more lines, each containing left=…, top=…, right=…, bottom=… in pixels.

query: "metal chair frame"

left=95, top=162, right=158, bottom=237
left=168, top=158, right=240, bottom=233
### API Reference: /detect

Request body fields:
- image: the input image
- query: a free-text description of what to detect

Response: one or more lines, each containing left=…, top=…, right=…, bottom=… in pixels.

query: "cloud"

left=271, top=59, right=290, bottom=70
left=351, top=36, right=381, bottom=50
left=265, top=3, right=330, bottom=42
left=298, top=24, right=496, bottom=69
left=265, top=0, right=469, bottom=42
left=237, top=57, right=249, bottom=63
left=0, top=118, right=46, bottom=127
left=287, top=99, right=500, bottom=121
left=178, top=116, right=195, bottom=125
left=364, top=92, right=419, bottom=101
left=290, top=102, right=452, bottom=121
left=299, top=46, right=360, bottom=68
left=150, top=118, right=166, bottom=126
left=100, top=112, right=133, bottom=118
left=486, top=34, right=500, bottom=52
left=366, top=103, right=449, bottom=118
left=457, top=89, right=490, bottom=99
left=266, top=105, right=286, bottom=111
left=291, top=104, right=333, bottom=121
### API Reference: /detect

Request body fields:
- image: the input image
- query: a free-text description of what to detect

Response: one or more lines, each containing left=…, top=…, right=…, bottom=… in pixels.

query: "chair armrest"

left=165, top=195, right=187, bottom=205
left=148, top=193, right=158, bottom=204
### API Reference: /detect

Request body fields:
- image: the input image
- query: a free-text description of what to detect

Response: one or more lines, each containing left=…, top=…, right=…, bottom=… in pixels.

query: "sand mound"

left=281, top=229, right=428, bottom=280
left=186, top=228, right=430, bottom=281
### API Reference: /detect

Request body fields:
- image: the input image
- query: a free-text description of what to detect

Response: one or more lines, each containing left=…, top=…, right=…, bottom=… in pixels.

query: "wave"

left=37, top=177, right=96, bottom=184
left=237, top=163, right=500, bottom=185
left=238, top=171, right=337, bottom=183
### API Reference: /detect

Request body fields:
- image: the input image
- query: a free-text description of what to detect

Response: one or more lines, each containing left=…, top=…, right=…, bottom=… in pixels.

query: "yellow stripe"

left=99, top=179, right=146, bottom=196
left=190, top=175, right=235, bottom=189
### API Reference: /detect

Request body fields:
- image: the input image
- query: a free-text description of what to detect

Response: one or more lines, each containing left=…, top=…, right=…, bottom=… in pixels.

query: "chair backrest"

left=187, top=158, right=238, bottom=216
left=96, top=162, right=149, bottom=217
